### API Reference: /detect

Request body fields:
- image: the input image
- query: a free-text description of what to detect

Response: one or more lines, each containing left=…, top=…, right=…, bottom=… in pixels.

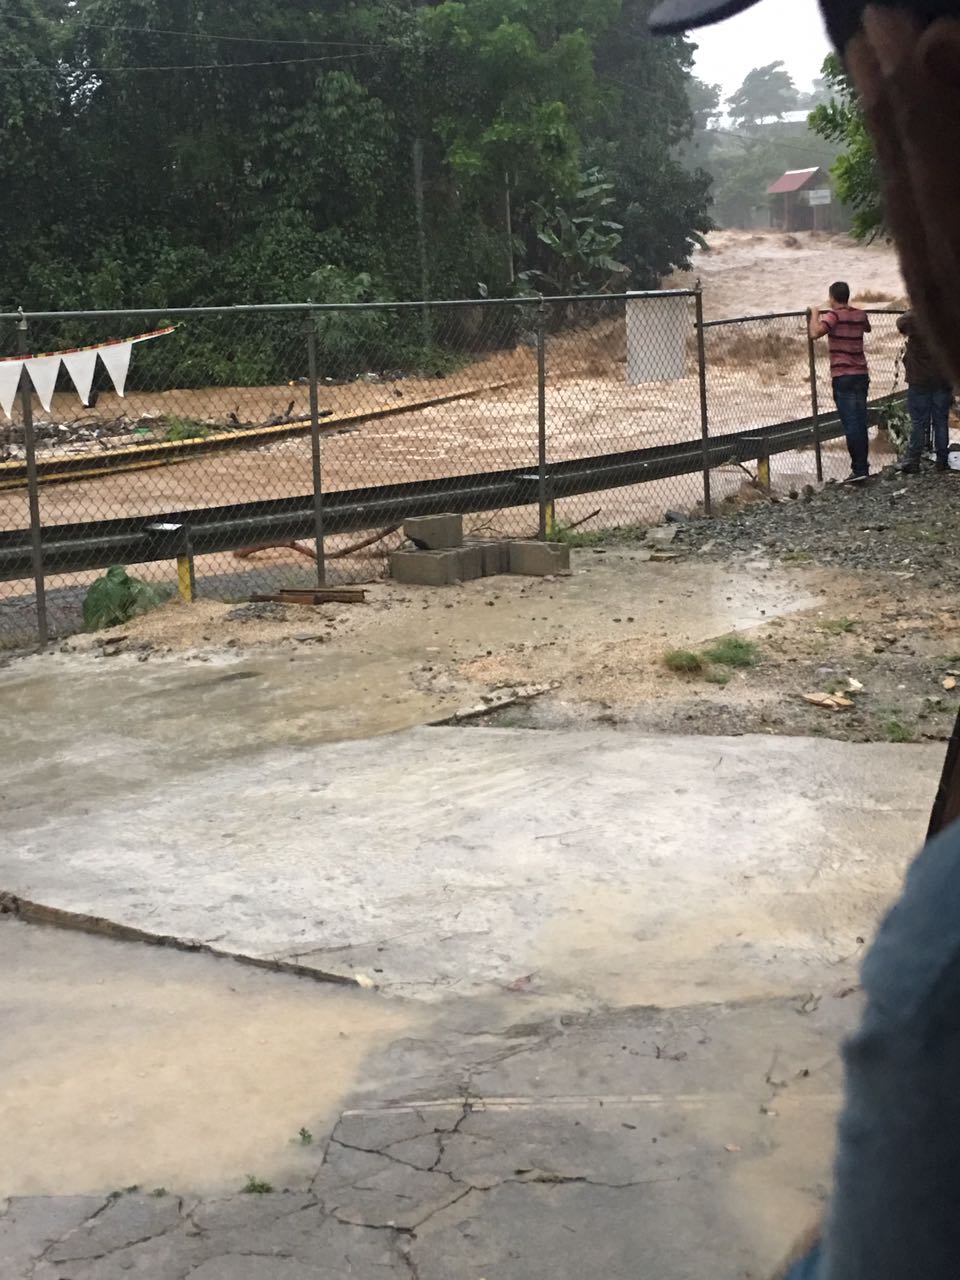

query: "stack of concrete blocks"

left=389, top=514, right=570, bottom=585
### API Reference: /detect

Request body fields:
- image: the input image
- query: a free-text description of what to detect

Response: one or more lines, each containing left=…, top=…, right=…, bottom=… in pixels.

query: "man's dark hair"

left=830, top=281, right=851, bottom=305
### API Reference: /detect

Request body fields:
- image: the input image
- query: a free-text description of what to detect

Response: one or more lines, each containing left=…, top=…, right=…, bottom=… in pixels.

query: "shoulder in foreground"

left=862, top=820, right=960, bottom=1023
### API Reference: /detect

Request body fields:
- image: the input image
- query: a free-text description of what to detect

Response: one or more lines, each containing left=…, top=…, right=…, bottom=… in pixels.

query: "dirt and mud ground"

left=35, top=456, right=958, bottom=748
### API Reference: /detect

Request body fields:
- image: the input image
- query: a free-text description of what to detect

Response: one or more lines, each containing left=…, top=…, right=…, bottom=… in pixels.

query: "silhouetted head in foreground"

left=650, top=0, right=960, bottom=383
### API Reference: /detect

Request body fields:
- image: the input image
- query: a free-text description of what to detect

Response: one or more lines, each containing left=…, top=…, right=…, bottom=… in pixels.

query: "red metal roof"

left=767, top=167, right=823, bottom=195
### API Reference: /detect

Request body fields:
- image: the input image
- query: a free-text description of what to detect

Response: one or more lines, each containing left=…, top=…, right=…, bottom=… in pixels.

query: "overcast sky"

left=690, top=0, right=831, bottom=100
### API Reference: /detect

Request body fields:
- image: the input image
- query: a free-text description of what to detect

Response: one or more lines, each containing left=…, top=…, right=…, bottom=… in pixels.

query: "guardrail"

left=0, top=393, right=902, bottom=583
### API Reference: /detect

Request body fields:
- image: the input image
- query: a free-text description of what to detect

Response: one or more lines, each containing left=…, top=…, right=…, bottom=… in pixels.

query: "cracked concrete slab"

left=0, top=724, right=935, bottom=1003
left=4, top=968, right=853, bottom=1279
left=317, top=1145, right=467, bottom=1231
left=0, top=1196, right=106, bottom=1279
left=44, top=1194, right=187, bottom=1263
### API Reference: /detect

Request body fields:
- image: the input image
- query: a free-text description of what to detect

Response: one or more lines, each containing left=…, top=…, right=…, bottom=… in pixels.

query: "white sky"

left=690, top=0, right=831, bottom=100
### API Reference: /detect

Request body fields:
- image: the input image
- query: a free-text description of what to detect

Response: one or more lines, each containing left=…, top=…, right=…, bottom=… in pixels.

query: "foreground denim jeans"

left=832, top=374, right=870, bottom=477
left=906, top=385, right=952, bottom=464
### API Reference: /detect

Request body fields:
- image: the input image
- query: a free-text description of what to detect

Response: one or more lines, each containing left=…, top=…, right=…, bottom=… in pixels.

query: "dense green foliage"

left=82, top=565, right=170, bottom=630
left=809, top=54, right=882, bottom=242
left=1, top=0, right=711, bottom=322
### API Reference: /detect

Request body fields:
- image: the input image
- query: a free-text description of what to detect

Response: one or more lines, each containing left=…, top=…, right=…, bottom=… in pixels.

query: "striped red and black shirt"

left=822, top=306, right=871, bottom=377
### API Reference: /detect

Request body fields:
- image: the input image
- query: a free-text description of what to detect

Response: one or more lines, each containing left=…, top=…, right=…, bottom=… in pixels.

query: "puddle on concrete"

left=0, top=920, right=418, bottom=1197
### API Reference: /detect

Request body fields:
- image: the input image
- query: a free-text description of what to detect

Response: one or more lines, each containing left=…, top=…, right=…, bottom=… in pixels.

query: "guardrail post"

left=178, top=526, right=196, bottom=602
left=757, top=440, right=771, bottom=492
left=805, top=311, right=824, bottom=482
left=306, top=318, right=327, bottom=585
left=694, top=283, right=711, bottom=516
left=16, top=314, right=48, bottom=647
left=536, top=296, right=549, bottom=540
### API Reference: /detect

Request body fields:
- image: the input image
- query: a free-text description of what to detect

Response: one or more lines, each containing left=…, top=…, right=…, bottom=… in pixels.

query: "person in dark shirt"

left=896, top=309, right=954, bottom=471
left=647, top=3, right=960, bottom=1278
left=810, top=283, right=873, bottom=483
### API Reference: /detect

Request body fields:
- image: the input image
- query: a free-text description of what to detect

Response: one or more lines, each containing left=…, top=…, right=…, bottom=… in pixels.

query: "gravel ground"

left=674, top=462, right=960, bottom=584
left=473, top=465, right=960, bottom=745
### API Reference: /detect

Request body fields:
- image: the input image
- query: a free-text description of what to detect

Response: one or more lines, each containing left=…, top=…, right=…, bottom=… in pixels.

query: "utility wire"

left=8, top=16, right=385, bottom=49
left=0, top=51, right=384, bottom=75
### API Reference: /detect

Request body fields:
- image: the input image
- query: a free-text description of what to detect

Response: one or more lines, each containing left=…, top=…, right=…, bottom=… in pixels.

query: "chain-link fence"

left=701, top=309, right=906, bottom=505
left=0, top=294, right=907, bottom=648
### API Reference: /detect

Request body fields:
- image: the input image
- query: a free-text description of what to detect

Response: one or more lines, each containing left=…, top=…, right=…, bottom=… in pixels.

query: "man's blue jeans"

left=906, top=384, right=952, bottom=464
left=833, top=374, right=870, bottom=478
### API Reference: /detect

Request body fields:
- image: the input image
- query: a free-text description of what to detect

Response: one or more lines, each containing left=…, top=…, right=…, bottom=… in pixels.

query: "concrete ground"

left=0, top=553, right=939, bottom=1277
left=3, top=917, right=858, bottom=1280
left=1, top=721, right=935, bottom=1001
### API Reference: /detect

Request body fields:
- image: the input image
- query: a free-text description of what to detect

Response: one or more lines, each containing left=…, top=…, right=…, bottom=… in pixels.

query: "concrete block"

left=403, top=513, right=463, bottom=550
left=455, top=544, right=484, bottom=581
left=509, top=540, right=571, bottom=576
left=467, top=539, right=511, bottom=577
left=389, top=545, right=483, bottom=586
left=389, top=549, right=461, bottom=586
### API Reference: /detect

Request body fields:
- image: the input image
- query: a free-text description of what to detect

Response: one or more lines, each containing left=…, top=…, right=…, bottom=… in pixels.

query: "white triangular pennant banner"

left=0, top=360, right=22, bottom=421
left=98, top=341, right=132, bottom=397
left=61, top=348, right=98, bottom=406
left=24, top=354, right=61, bottom=412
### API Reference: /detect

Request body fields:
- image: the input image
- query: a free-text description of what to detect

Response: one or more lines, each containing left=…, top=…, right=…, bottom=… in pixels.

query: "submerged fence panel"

left=0, top=296, right=908, bottom=648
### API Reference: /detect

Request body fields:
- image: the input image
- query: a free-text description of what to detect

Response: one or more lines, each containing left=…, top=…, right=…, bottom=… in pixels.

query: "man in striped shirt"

left=809, top=282, right=872, bottom=483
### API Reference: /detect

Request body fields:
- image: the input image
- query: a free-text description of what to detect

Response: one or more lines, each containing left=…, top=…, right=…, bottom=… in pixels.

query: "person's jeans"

left=906, top=384, right=952, bottom=463
left=833, top=374, right=870, bottom=477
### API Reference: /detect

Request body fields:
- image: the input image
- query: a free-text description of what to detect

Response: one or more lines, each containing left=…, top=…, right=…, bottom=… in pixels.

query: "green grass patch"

left=163, top=416, right=212, bottom=442
left=703, top=636, right=759, bottom=668
left=242, top=1175, right=274, bottom=1195
left=664, top=648, right=704, bottom=675
left=878, top=714, right=915, bottom=743
left=703, top=670, right=730, bottom=686
left=820, top=617, right=856, bottom=635
left=551, top=522, right=607, bottom=548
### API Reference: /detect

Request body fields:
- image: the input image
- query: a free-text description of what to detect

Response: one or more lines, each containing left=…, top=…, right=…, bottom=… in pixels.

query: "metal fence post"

left=536, top=297, right=549, bottom=540
left=694, top=283, right=711, bottom=516
left=805, top=311, right=824, bottom=481
left=306, top=318, right=326, bottom=585
left=16, top=315, right=48, bottom=647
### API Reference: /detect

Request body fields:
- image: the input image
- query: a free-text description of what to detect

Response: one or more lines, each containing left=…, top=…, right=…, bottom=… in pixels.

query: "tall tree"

left=726, top=61, right=798, bottom=128
left=809, top=54, right=882, bottom=241
left=0, top=0, right=715, bottom=344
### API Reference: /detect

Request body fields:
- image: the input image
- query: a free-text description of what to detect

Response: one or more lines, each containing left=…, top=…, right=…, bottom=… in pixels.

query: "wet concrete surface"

left=0, top=553, right=933, bottom=1276
left=2, top=916, right=856, bottom=1279
left=0, top=724, right=935, bottom=1001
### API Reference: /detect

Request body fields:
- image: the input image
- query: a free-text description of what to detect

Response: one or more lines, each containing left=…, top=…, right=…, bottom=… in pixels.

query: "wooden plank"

left=249, top=588, right=366, bottom=605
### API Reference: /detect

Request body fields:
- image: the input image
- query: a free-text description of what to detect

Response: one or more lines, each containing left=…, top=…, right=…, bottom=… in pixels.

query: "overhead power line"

left=0, top=51, right=383, bottom=75
left=9, top=16, right=385, bottom=50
